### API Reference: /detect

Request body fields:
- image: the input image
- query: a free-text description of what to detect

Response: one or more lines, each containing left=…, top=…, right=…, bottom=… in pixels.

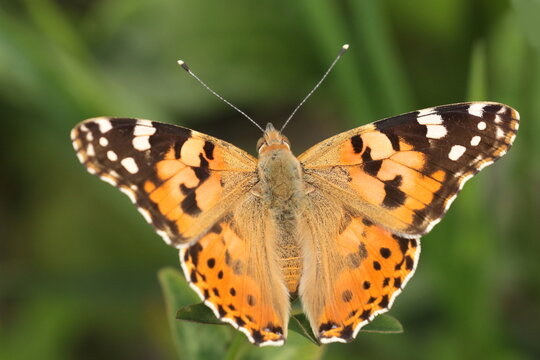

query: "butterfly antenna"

left=177, top=60, right=265, bottom=132
left=280, top=44, right=349, bottom=132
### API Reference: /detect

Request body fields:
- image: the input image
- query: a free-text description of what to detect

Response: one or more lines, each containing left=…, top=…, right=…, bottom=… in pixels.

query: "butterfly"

left=71, top=101, right=518, bottom=346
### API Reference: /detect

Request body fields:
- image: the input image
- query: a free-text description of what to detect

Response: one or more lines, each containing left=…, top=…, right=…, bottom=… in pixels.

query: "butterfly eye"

left=256, top=137, right=266, bottom=153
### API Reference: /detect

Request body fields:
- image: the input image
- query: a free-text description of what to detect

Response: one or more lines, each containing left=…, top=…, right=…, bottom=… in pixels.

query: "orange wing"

left=180, top=211, right=290, bottom=346
left=72, top=117, right=290, bottom=346
left=301, top=214, right=419, bottom=343
left=71, top=117, right=257, bottom=246
left=299, top=102, right=519, bottom=237
left=298, top=102, right=519, bottom=343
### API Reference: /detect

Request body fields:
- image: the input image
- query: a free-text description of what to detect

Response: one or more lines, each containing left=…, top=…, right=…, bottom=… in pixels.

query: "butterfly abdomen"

left=257, top=145, right=305, bottom=294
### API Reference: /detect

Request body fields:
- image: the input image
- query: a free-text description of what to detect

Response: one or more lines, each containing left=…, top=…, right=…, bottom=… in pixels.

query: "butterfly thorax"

left=257, top=123, right=304, bottom=293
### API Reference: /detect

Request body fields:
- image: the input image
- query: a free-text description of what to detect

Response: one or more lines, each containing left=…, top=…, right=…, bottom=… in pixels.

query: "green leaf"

left=361, top=314, right=404, bottom=334
left=176, top=302, right=223, bottom=325
left=289, top=313, right=319, bottom=346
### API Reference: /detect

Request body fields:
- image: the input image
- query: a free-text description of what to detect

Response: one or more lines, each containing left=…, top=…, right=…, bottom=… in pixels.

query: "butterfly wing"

left=181, top=208, right=289, bottom=346
left=71, top=117, right=257, bottom=245
left=300, top=205, right=419, bottom=343
left=298, top=102, right=519, bottom=343
left=71, top=118, right=289, bottom=345
left=299, top=102, right=519, bottom=237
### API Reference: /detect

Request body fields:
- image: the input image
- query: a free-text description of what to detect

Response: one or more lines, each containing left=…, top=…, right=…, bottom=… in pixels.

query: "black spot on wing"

left=339, top=325, right=354, bottom=341
left=350, top=135, right=363, bottom=154
left=187, top=242, right=203, bottom=266
left=382, top=175, right=406, bottom=208
left=360, top=309, right=371, bottom=321
left=379, top=294, right=389, bottom=308
left=181, top=191, right=202, bottom=215
left=235, top=316, right=246, bottom=327
left=342, top=290, right=353, bottom=302
left=251, top=329, right=265, bottom=344
left=362, top=147, right=382, bottom=176
left=380, top=247, right=391, bottom=258
left=203, top=140, right=215, bottom=160
left=193, top=167, right=210, bottom=183
left=319, top=321, right=337, bottom=333
left=199, top=153, right=209, bottom=168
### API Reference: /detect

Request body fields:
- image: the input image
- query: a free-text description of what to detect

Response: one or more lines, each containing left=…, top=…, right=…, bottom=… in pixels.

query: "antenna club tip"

left=177, top=60, right=190, bottom=72
left=338, top=44, right=349, bottom=56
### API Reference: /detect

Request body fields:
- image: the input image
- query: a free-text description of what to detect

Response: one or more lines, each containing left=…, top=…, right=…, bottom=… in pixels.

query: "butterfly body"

left=257, top=123, right=305, bottom=293
left=71, top=102, right=519, bottom=346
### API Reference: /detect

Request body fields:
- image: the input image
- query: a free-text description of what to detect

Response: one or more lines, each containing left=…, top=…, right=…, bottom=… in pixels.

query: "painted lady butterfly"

left=71, top=100, right=518, bottom=346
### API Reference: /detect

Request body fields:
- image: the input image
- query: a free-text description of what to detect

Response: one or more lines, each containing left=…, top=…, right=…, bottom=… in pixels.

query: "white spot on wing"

left=120, top=186, right=137, bottom=203
left=134, top=124, right=156, bottom=136
left=107, top=150, right=118, bottom=161
left=477, top=159, right=494, bottom=171
left=87, top=144, right=95, bottom=156
left=448, top=145, right=466, bottom=160
left=76, top=152, right=85, bottom=163
left=70, top=128, right=77, bottom=141
left=121, top=157, right=139, bottom=174
left=100, top=175, right=117, bottom=186
left=426, top=124, right=447, bottom=139
left=477, top=121, right=487, bottom=130
left=470, top=136, right=481, bottom=146
left=468, top=103, right=485, bottom=117
left=136, top=119, right=154, bottom=127
left=496, top=126, right=505, bottom=139
left=99, top=137, right=108, bottom=147
left=418, top=113, right=443, bottom=125
left=94, top=117, right=113, bottom=133
left=417, top=108, right=436, bottom=117
left=133, top=136, right=151, bottom=151
left=136, top=208, right=151, bottom=224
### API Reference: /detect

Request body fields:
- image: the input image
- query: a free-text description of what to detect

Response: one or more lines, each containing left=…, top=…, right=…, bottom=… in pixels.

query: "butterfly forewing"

left=71, top=117, right=257, bottom=246
left=299, top=102, right=519, bottom=237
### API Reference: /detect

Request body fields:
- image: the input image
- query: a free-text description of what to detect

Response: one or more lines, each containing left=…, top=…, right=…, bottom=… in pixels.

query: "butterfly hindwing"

left=299, top=102, right=519, bottom=237
left=71, top=117, right=257, bottom=246
left=180, top=207, right=290, bottom=346
left=299, top=186, right=420, bottom=343
left=301, top=214, right=419, bottom=343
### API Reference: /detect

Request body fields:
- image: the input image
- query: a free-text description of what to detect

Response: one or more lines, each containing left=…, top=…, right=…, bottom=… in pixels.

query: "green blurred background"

left=1, top=0, right=539, bottom=359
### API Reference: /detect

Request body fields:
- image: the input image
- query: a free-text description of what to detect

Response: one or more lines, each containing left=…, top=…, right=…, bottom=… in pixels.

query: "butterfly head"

left=257, top=123, right=291, bottom=155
